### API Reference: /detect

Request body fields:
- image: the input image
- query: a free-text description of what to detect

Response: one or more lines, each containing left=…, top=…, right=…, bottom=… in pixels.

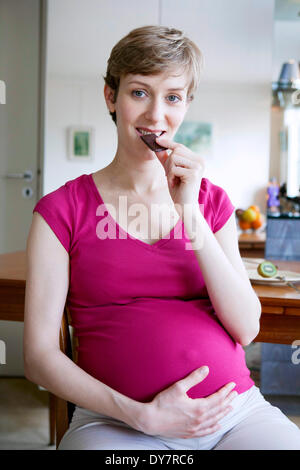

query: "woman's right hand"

left=142, top=366, right=238, bottom=439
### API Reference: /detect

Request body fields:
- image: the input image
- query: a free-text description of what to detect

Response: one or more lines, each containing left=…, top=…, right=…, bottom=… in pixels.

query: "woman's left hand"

left=155, top=135, right=205, bottom=217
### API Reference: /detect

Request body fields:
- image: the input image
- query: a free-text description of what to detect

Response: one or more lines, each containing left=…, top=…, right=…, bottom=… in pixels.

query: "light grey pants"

left=58, top=385, right=300, bottom=450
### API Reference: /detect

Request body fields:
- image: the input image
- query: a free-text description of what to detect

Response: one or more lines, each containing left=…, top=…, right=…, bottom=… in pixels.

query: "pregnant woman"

left=24, top=25, right=300, bottom=450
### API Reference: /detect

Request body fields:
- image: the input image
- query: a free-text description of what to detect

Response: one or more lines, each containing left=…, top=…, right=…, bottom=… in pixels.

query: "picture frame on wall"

left=68, top=126, right=95, bottom=161
left=175, top=121, right=213, bottom=158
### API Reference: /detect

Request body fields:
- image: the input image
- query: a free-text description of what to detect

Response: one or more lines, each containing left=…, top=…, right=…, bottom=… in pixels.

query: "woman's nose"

left=144, top=98, right=165, bottom=122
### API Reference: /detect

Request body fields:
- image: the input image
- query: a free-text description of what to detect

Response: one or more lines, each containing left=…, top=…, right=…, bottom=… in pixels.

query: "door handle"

left=2, top=170, right=33, bottom=182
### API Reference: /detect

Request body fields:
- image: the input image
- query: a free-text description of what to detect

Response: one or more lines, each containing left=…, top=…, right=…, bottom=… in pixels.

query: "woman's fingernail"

left=226, top=383, right=235, bottom=390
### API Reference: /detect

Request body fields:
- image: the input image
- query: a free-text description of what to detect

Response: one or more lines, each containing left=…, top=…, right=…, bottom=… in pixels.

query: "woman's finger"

left=154, top=149, right=169, bottom=164
left=155, top=135, right=182, bottom=151
left=155, top=136, right=194, bottom=159
left=171, top=153, right=198, bottom=169
left=191, top=407, right=233, bottom=437
left=183, top=406, right=233, bottom=439
left=155, top=137, right=205, bottom=172
left=201, top=390, right=238, bottom=420
left=201, top=401, right=237, bottom=425
left=170, top=166, right=201, bottom=182
left=200, top=382, right=237, bottom=409
left=182, top=424, right=221, bottom=439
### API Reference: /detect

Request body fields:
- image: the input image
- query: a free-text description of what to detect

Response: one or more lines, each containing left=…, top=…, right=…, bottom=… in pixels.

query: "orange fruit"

left=251, top=214, right=263, bottom=230
left=239, top=220, right=252, bottom=230
left=249, top=205, right=260, bottom=216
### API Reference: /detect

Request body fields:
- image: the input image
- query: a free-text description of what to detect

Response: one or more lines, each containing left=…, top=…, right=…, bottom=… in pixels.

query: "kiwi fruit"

left=257, top=261, right=278, bottom=278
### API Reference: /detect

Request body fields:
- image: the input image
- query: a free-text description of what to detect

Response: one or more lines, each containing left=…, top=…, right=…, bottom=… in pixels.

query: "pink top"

left=33, top=173, right=254, bottom=403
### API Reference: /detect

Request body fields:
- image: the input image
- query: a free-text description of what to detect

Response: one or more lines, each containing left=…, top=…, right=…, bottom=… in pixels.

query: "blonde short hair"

left=103, top=25, right=204, bottom=124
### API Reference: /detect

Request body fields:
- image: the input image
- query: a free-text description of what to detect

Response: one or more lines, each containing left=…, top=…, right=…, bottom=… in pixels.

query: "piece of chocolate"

left=140, top=133, right=167, bottom=152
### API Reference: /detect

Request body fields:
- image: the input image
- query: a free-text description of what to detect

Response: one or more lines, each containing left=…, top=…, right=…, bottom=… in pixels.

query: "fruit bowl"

left=235, top=205, right=266, bottom=232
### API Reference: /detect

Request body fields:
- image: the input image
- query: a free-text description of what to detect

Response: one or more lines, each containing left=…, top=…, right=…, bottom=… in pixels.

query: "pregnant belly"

left=74, top=298, right=253, bottom=402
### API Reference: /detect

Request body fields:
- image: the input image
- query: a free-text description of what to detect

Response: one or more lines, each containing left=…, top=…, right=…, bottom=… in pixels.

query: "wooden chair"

left=49, top=305, right=76, bottom=448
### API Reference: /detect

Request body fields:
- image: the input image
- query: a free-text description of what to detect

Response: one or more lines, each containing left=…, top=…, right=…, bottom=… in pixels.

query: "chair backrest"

left=55, top=305, right=76, bottom=448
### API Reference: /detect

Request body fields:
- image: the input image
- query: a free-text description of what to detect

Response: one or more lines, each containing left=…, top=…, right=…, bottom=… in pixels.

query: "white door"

left=0, top=0, right=45, bottom=375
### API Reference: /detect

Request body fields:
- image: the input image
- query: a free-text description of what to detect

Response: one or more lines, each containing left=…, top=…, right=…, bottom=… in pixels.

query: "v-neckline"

left=87, top=173, right=183, bottom=251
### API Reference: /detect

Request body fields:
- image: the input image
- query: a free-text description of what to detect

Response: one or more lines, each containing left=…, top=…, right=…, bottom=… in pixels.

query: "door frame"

left=37, top=0, right=48, bottom=200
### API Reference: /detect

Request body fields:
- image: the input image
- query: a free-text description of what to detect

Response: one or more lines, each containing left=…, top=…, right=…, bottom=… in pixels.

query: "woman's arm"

left=23, top=213, right=145, bottom=431
left=182, top=207, right=261, bottom=346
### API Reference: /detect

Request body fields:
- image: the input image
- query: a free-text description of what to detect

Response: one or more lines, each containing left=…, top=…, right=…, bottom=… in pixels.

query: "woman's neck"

left=104, top=154, right=168, bottom=196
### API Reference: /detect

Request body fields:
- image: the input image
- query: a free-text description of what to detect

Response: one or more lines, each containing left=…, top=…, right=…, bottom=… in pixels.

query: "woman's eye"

left=132, top=90, right=146, bottom=98
left=167, top=95, right=180, bottom=103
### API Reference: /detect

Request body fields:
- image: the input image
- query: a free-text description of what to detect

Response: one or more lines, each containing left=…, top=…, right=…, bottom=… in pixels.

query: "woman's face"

left=105, top=70, right=191, bottom=157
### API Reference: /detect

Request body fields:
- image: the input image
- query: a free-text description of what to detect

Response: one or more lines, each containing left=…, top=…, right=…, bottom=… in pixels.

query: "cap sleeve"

left=33, top=185, right=74, bottom=253
left=209, top=182, right=235, bottom=233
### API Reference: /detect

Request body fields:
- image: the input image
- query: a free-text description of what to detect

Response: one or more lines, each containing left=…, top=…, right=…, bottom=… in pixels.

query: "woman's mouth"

left=136, top=128, right=166, bottom=137
left=137, top=130, right=168, bottom=152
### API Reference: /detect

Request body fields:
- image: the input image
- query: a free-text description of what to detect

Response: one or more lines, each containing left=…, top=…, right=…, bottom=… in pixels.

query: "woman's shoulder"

left=56, top=173, right=90, bottom=194
left=200, top=176, right=224, bottom=192
left=36, top=173, right=89, bottom=206
left=199, top=176, right=217, bottom=202
left=199, top=176, right=232, bottom=202
left=32, top=173, right=92, bottom=228
left=32, top=174, right=90, bottom=253
left=199, top=176, right=235, bottom=233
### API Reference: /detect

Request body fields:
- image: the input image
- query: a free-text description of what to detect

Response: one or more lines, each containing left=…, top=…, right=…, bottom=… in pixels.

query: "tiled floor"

left=0, top=377, right=55, bottom=450
left=0, top=346, right=299, bottom=450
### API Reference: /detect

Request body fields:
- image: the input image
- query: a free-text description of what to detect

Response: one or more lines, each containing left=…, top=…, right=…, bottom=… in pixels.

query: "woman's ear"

left=104, top=84, right=116, bottom=113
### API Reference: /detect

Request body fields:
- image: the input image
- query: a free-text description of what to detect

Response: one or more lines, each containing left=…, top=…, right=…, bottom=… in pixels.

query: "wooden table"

left=0, top=250, right=300, bottom=346
left=249, top=259, right=300, bottom=344
left=238, top=231, right=266, bottom=258
left=0, top=250, right=26, bottom=322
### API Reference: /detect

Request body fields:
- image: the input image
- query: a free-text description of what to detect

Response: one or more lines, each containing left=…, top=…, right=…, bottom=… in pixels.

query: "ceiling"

left=46, top=0, right=275, bottom=83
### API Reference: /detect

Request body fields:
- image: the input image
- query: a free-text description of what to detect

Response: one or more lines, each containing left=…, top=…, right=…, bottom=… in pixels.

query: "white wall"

left=44, top=77, right=116, bottom=192
left=189, top=83, right=272, bottom=209
left=272, top=20, right=300, bottom=82
left=44, top=0, right=275, bottom=213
